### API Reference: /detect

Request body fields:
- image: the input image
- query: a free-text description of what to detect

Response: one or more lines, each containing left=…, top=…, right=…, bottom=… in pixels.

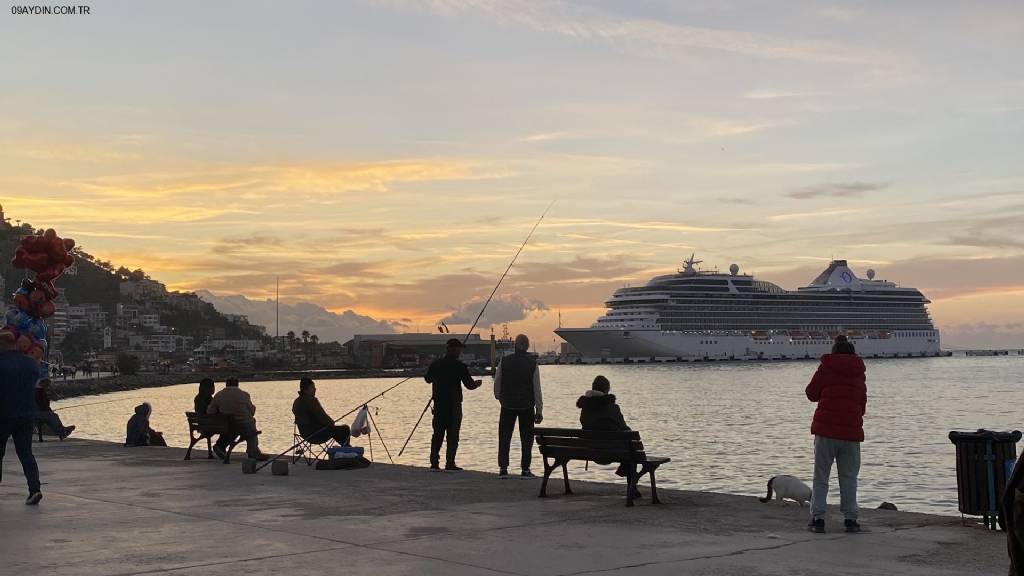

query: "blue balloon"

left=27, top=319, right=47, bottom=342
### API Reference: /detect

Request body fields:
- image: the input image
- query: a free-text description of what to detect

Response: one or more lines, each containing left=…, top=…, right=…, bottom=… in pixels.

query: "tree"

left=286, top=331, right=296, bottom=351
left=301, top=330, right=310, bottom=362
left=116, top=353, right=141, bottom=375
left=310, top=334, right=319, bottom=363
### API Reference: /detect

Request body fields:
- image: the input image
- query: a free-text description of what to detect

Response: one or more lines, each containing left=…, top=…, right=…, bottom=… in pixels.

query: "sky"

left=2, top=1, right=1023, bottom=350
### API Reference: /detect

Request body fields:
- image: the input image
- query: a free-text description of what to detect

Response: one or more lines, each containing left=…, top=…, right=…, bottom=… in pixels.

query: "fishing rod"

left=396, top=200, right=555, bottom=457
left=257, top=201, right=555, bottom=472
left=53, top=396, right=141, bottom=412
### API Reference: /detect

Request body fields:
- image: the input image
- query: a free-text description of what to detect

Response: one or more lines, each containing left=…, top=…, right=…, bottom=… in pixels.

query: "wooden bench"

left=184, top=412, right=257, bottom=464
left=534, top=427, right=671, bottom=507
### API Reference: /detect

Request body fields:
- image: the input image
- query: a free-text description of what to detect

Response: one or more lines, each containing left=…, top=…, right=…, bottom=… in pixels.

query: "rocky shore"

left=47, top=366, right=493, bottom=400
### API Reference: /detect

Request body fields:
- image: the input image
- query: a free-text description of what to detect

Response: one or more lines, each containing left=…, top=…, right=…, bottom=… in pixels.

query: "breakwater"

left=47, top=366, right=493, bottom=401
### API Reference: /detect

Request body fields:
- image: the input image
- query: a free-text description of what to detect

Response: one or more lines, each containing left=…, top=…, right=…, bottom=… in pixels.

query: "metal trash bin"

left=948, top=429, right=1022, bottom=529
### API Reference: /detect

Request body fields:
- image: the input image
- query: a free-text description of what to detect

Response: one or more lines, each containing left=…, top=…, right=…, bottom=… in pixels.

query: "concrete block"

left=271, top=460, right=289, bottom=476
left=241, top=458, right=257, bottom=474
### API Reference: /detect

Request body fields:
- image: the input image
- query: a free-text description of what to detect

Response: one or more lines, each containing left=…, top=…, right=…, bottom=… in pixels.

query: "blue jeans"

left=0, top=417, right=41, bottom=494
left=810, top=435, right=860, bottom=522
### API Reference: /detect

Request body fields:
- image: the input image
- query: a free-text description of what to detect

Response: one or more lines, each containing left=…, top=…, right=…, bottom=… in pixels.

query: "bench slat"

left=537, top=437, right=643, bottom=451
left=540, top=446, right=643, bottom=462
left=534, top=427, right=640, bottom=440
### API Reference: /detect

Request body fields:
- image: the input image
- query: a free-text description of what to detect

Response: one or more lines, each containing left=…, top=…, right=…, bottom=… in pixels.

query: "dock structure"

left=0, top=440, right=1008, bottom=575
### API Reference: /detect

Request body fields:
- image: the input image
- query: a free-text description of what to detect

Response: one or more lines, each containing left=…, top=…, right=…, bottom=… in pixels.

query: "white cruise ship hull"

left=556, top=328, right=941, bottom=361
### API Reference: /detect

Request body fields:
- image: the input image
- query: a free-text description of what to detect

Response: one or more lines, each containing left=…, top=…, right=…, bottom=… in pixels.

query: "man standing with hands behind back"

left=425, top=338, right=481, bottom=471
left=494, top=334, right=543, bottom=477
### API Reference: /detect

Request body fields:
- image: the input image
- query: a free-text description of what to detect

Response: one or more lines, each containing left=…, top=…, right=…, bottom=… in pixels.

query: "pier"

left=0, top=440, right=1007, bottom=575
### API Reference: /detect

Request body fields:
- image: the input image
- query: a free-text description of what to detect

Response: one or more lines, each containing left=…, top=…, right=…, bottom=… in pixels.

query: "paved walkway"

left=0, top=440, right=1008, bottom=575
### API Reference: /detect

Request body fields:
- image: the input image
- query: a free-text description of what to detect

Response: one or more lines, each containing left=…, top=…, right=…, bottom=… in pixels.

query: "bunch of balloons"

left=2, top=228, right=75, bottom=365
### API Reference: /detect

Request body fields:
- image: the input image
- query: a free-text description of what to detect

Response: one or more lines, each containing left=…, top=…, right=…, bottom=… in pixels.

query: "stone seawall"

left=47, top=366, right=492, bottom=400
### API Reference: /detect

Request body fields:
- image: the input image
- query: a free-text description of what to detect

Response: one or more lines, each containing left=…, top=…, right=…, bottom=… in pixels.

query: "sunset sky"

left=2, top=1, right=1023, bottom=349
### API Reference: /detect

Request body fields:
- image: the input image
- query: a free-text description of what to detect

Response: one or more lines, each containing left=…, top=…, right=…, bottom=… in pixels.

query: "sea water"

left=52, top=356, right=1023, bottom=515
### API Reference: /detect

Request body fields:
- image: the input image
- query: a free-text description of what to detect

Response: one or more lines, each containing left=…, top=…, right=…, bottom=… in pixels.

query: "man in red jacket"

left=806, top=335, right=867, bottom=534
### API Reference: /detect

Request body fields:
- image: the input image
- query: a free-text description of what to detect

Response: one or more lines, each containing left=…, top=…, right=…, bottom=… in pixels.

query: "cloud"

left=440, top=293, right=548, bottom=327
left=743, top=89, right=809, bottom=100
left=768, top=208, right=867, bottom=221
left=814, top=7, right=861, bottom=22
left=408, top=0, right=893, bottom=67
left=786, top=181, right=890, bottom=199
left=196, top=290, right=397, bottom=343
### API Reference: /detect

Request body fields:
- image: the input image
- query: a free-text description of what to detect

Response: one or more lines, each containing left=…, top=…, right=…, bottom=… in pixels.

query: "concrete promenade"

left=0, top=440, right=1008, bottom=575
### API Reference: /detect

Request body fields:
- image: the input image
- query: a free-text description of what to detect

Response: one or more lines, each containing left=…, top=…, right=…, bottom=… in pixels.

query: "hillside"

left=0, top=217, right=265, bottom=362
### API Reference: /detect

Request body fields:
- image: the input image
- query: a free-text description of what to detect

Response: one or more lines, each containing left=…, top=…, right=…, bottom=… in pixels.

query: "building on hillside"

left=192, top=338, right=265, bottom=364
left=119, top=279, right=167, bottom=302
left=168, top=292, right=203, bottom=311
left=66, top=303, right=106, bottom=332
left=144, top=333, right=194, bottom=353
left=345, top=333, right=512, bottom=369
left=47, top=289, right=71, bottom=344
left=139, top=313, right=161, bottom=329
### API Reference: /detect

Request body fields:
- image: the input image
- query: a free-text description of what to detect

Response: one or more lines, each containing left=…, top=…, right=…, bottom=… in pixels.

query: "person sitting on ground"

left=576, top=375, right=638, bottom=497
left=124, top=403, right=167, bottom=447
left=194, top=377, right=215, bottom=414
left=292, top=377, right=350, bottom=447
left=34, top=378, right=75, bottom=439
left=207, top=377, right=266, bottom=461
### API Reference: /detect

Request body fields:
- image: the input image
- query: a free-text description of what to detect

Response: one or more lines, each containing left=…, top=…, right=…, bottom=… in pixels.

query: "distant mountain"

left=195, top=290, right=395, bottom=344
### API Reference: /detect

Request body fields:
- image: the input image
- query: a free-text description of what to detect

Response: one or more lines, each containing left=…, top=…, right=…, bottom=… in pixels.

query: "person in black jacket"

left=576, top=375, right=636, bottom=493
left=576, top=375, right=629, bottom=432
left=292, top=378, right=350, bottom=445
left=194, top=378, right=215, bottom=415
left=424, top=338, right=481, bottom=471
left=34, top=378, right=75, bottom=439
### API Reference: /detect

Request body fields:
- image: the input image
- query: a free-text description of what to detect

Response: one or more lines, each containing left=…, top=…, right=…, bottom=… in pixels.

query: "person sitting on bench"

left=292, top=377, right=350, bottom=446
left=194, top=377, right=215, bottom=414
left=34, top=378, right=75, bottom=439
left=576, top=375, right=638, bottom=496
left=208, top=378, right=267, bottom=460
left=125, top=403, right=167, bottom=447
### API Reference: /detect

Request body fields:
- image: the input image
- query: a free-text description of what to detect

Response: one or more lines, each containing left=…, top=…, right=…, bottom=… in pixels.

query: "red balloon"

left=63, top=237, right=75, bottom=251
left=63, top=254, right=74, bottom=266
left=15, top=334, right=32, bottom=352
left=12, top=293, right=30, bottom=312
left=35, top=301, right=55, bottom=319
left=43, top=228, right=56, bottom=240
left=22, top=252, right=49, bottom=273
left=48, top=236, right=67, bottom=261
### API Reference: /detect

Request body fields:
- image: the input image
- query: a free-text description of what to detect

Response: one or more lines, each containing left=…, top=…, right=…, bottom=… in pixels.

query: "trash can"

left=949, top=429, right=1022, bottom=529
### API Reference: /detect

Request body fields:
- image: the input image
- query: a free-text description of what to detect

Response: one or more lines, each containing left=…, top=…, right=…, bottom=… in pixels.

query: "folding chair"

left=291, top=424, right=339, bottom=465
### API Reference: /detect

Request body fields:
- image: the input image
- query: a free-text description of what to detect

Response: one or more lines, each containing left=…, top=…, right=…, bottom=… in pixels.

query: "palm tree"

left=286, top=330, right=295, bottom=351
left=310, top=334, right=319, bottom=363
left=301, top=330, right=310, bottom=363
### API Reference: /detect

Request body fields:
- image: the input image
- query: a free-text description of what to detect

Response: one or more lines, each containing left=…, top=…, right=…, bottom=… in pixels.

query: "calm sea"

left=50, top=356, right=1023, bottom=516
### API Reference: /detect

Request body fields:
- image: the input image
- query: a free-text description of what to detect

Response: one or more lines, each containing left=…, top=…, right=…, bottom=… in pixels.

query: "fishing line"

left=258, top=201, right=555, bottom=471
left=397, top=200, right=555, bottom=457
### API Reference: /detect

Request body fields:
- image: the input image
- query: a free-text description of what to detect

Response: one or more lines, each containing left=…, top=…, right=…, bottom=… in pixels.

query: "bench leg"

left=540, top=457, right=554, bottom=497
left=185, top=437, right=198, bottom=461
left=626, top=468, right=636, bottom=507
left=561, top=461, right=573, bottom=495
left=206, top=437, right=214, bottom=459
left=647, top=465, right=661, bottom=504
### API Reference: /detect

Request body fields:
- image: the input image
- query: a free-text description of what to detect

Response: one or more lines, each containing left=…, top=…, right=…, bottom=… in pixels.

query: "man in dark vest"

left=424, top=338, right=481, bottom=471
left=493, top=334, right=543, bottom=477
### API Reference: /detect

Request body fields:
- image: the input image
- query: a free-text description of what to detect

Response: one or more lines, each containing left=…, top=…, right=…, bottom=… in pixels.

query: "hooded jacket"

left=0, top=351, right=42, bottom=419
left=576, top=390, right=630, bottom=432
left=125, top=403, right=152, bottom=446
left=805, top=353, right=867, bottom=442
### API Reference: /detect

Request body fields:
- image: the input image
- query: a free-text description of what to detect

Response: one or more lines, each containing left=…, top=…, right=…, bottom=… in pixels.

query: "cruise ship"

left=555, top=255, right=941, bottom=361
